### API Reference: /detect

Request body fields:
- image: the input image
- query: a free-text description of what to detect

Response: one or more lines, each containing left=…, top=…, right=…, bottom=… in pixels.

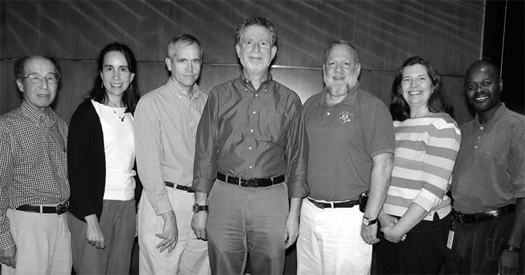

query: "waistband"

left=216, top=171, right=285, bottom=187
left=307, top=197, right=359, bottom=209
left=15, top=201, right=69, bottom=215
left=453, top=204, right=515, bottom=223
left=165, top=181, right=194, bottom=192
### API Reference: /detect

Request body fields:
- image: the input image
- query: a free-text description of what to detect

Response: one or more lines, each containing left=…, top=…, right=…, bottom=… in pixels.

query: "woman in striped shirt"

left=376, top=56, right=461, bottom=274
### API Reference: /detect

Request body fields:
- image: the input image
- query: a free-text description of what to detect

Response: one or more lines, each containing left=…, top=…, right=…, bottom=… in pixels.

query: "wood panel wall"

left=1, top=0, right=484, bottom=125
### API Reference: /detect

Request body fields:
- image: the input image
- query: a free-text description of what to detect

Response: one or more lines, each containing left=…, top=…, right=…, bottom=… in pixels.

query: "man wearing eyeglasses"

left=0, top=55, right=71, bottom=274
left=446, top=60, right=524, bottom=275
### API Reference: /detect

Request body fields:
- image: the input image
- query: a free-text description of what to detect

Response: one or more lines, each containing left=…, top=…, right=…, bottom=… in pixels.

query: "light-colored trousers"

left=2, top=208, right=72, bottom=275
left=69, top=199, right=136, bottom=274
left=138, top=187, right=210, bottom=275
left=206, top=180, right=289, bottom=275
left=297, top=198, right=372, bottom=275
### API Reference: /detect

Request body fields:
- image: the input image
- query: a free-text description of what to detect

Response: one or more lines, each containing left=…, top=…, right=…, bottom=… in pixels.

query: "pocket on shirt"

left=262, top=112, right=290, bottom=144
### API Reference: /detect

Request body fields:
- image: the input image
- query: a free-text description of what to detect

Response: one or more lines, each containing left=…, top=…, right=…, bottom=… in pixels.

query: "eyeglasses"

left=463, top=80, right=496, bottom=92
left=23, top=74, right=60, bottom=84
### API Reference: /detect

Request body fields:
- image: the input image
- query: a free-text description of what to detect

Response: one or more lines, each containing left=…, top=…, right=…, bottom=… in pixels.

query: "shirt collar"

left=167, top=77, right=202, bottom=100
left=20, top=100, right=56, bottom=125
left=470, top=103, right=507, bottom=133
left=318, top=81, right=360, bottom=108
left=239, top=73, right=273, bottom=87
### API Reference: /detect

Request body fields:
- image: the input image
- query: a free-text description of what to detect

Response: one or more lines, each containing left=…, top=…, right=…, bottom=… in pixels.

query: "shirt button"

left=477, top=136, right=481, bottom=140
left=255, top=94, right=258, bottom=97
left=248, top=147, right=252, bottom=150
left=250, top=129, right=254, bottom=132
left=474, top=145, right=478, bottom=149
left=249, top=166, right=253, bottom=169
left=327, top=112, right=330, bottom=115
left=480, top=126, right=484, bottom=130
left=253, top=111, right=256, bottom=114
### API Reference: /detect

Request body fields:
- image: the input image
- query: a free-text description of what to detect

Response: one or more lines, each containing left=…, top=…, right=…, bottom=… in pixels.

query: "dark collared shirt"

left=193, top=73, right=308, bottom=198
left=0, top=101, right=70, bottom=249
left=452, top=104, right=525, bottom=214
left=303, top=84, right=395, bottom=201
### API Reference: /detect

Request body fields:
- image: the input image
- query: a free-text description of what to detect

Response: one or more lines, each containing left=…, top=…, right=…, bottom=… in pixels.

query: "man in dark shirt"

left=446, top=60, right=524, bottom=274
left=0, top=55, right=71, bottom=274
left=191, top=17, right=308, bottom=274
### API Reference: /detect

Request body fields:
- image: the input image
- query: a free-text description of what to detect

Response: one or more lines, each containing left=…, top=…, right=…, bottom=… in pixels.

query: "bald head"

left=465, top=60, right=499, bottom=81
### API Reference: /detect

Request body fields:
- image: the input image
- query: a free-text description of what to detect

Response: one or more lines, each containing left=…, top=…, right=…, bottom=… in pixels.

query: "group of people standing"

left=0, top=15, right=522, bottom=275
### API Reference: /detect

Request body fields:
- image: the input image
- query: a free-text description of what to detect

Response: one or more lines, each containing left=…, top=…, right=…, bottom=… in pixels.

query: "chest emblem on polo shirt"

left=338, top=111, right=352, bottom=123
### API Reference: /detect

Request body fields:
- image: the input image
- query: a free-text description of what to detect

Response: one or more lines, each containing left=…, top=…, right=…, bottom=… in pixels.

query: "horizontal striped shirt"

left=0, top=101, right=70, bottom=249
left=383, top=112, right=460, bottom=221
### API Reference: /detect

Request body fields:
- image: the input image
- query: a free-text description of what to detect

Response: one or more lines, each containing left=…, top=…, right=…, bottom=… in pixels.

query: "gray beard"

left=327, top=83, right=350, bottom=97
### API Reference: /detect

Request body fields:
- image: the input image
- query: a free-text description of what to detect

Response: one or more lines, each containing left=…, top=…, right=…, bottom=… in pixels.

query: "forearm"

left=365, top=153, right=393, bottom=219
left=507, top=198, right=524, bottom=248
left=394, top=203, right=429, bottom=235
left=288, top=198, right=302, bottom=219
left=194, top=192, right=208, bottom=205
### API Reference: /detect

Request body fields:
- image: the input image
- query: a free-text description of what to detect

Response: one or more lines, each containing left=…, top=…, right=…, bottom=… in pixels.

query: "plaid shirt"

left=0, top=101, right=70, bottom=249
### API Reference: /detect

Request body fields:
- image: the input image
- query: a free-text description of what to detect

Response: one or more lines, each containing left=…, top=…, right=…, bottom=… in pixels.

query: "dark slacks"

left=206, top=180, right=289, bottom=275
left=444, top=212, right=514, bottom=274
left=376, top=212, right=451, bottom=274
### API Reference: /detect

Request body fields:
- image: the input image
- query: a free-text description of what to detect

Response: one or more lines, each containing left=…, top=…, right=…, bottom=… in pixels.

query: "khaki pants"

left=138, top=188, right=210, bottom=275
left=2, top=208, right=72, bottom=275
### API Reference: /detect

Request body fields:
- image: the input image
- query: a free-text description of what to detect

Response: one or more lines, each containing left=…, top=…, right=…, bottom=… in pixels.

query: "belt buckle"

left=243, top=178, right=256, bottom=187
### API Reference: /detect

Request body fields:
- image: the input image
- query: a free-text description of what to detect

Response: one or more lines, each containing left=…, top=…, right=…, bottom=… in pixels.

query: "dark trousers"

left=376, top=212, right=451, bottom=274
left=444, top=212, right=514, bottom=274
left=206, top=180, right=289, bottom=275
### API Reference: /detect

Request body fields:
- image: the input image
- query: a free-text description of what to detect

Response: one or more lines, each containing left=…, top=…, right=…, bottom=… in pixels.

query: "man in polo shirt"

left=297, top=40, right=395, bottom=274
left=192, top=17, right=308, bottom=274
left=445, top=60, right=524, bottom=274
left=0, top=55, right=71, bottom=274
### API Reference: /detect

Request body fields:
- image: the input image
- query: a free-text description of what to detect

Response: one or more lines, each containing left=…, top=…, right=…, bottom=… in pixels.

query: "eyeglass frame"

left=463, top=79, right=498, bottom=92
left=22, top=73, right=60, bottom=84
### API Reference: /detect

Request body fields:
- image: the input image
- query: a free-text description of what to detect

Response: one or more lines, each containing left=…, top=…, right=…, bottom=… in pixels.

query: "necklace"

left=112, top=109, right=125, bottom=122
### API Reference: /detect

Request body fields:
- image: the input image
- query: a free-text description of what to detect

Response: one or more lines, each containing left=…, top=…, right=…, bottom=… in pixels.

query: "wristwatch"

left=362, top=216, right=377, bottom=226
left=192, top=204, right=208, bottom=213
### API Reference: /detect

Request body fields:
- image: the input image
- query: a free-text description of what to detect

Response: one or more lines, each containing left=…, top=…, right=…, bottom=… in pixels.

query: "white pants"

left=297, top=198, right=372, bottom=275
left=2, top=209, right=72, bottom=275
left=138, top=188, right=210, bottom=275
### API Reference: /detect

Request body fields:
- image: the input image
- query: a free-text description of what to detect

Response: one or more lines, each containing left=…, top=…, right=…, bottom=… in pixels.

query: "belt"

left=453, top=204, right=515, bottom=223
left=165, top=181, right=194, bottom=192
left=308, top=198, right=359, bottom=209
left=216, top=172, right=285, bottom=187
left=16, top=201, right=69, bottom=215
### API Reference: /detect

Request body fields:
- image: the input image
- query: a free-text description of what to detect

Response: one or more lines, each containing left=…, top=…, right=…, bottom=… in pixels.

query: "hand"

left=85, top=214, right=105, bottom=249
left=360, top=223, right=380, bottom=245
left=155, top=210, right=178, bottom=253
left=191, top=211, right=208, bottom=241
left=499, top=248, right=519, bottom=275
left=284, top=215, right=299, bottom=249
left=381, top=224, right=406, bottom=243
left=0, top=245, right=16, bottom=268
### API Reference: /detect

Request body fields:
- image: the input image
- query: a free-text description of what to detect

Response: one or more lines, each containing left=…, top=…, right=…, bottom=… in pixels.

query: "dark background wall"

left=1, top=0, right=491, bottom=126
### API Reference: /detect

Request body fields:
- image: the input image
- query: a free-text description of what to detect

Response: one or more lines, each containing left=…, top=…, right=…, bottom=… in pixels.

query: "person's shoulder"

left=211, top=78, right=238, bottom=92
left=429, top=113, right=459, bottom=127
left=304, top=92, right=322, bottom=106
left=503, top=108, right=525, bottom=125
left=357, top=88, right=388, bottom=108
left=0, top=107, right=23, bottom=126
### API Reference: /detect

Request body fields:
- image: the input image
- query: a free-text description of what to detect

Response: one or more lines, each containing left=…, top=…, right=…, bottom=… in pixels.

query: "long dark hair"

left=389, top=56, right=452, bottom=121
left=89, top=42, right=140, bottom=113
